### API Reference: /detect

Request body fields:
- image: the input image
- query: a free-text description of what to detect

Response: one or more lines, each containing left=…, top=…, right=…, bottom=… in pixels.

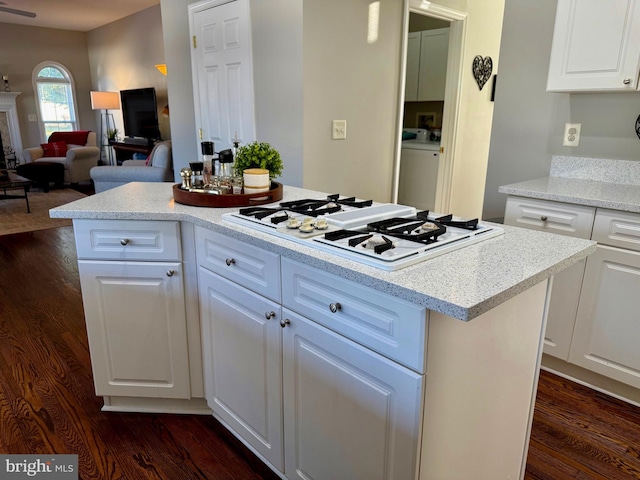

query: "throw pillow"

left=41, top=142, right=68, bottom=157
left=144, top=154, right=152, bottom=166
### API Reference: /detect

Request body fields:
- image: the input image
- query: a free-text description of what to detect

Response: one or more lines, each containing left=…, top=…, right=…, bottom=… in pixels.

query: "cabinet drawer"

left=504, top=196, right=595, bottom=239
left=74, top=219, right=181, bottom=261
left=592, top=209, right=640, bottom=252
left=195, top=227, right=281, bottom=302
left=281, top=258, right=426, bottom=373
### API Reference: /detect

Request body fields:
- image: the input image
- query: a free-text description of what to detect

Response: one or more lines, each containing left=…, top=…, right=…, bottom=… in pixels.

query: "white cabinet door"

left=404, top=32, right=421, bottom=101
left=569, top=245, right=640, bottom=388
left=78, top=260, right=191, bottom=399
left=417, top=28, right=449, bottom=101
left=198, top=267, right=283, bottom=470
left=547, top=0, right=640, bottom=92
left=398, top=148, right=440, bottom=212
left=543, top=259, right=586, bottom=359
left=282, top=308, right=423, bottom=480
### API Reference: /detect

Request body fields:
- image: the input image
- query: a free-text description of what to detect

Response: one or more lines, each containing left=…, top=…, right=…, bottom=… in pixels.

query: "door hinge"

left=199, top=128, right=203, bottom=140
left=440, top=146, right=444, bottom=154
left=193, top=35, right=197, bottom=48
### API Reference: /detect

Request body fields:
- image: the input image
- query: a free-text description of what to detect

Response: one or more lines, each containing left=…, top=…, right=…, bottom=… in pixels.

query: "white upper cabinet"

left=405, top=28, right=449, bottom=101
left=547, top=0, right=640, bottom=92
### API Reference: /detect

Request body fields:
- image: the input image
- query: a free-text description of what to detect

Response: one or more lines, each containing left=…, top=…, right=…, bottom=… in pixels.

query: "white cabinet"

left=404, top=28, right=449, bottom=101
left=568, top=209, right=640, bottom=388
left=198, top=267, right=283, bottom=469
left=547, top=0, right=640, bottom=92
left=504, top=196, right=594, bottom=359
left=569, top=245, right=640, bottom=388
left=281, top=308, right=423, bottom=480
left=398, top=148, right=440, bottom=212
left=196, top=228, right=425, bottom=480
left=75, top=219, right=191, bottom=399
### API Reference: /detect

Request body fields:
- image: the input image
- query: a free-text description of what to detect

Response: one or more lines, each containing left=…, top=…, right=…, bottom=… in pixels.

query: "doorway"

left=392, top=1, right=467, bottom=214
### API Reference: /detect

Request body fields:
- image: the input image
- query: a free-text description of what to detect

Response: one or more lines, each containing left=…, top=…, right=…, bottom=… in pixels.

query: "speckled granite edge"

left=498, top=176, right=640, bottom=213
left=50, top=182, right=595, bottom=322
left=551, top=156, right=640, bottom=185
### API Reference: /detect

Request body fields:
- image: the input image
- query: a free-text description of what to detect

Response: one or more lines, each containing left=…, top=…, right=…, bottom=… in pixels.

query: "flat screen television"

left=120, top=87, right=161, bottom=142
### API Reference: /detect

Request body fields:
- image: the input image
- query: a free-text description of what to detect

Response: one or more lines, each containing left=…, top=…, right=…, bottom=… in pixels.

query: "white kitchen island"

left=51, top=182, right=594, bottom=480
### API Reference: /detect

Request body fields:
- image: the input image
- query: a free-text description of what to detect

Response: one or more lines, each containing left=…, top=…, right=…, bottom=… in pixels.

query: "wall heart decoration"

left=635, top=114, right=640, bottom=139
left=472, top=55, right=493, bottom=91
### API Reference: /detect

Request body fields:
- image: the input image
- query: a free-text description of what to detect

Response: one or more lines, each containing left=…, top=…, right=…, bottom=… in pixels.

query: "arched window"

left=32, top=62, right=78, bottom=140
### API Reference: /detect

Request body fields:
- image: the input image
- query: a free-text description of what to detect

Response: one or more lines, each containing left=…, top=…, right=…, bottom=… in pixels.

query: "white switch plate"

left=563, top=123, right=581, bottom=147
left=28, top=114, right=37, bottom=122
left=332, top=120, right=347, bottom=140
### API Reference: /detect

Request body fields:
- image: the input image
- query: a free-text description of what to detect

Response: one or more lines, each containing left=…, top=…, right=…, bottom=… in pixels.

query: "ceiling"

left=0, top=0, right=160, bottom=32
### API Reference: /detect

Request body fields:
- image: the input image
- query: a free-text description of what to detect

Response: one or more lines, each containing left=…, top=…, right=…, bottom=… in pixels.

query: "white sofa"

left=23, top=131, right=100, bottom=184
left=90, top=140, right=174, bottom=193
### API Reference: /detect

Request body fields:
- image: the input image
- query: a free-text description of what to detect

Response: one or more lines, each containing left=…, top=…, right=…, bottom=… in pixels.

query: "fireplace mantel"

left=0, top=92, right=23, bottom=164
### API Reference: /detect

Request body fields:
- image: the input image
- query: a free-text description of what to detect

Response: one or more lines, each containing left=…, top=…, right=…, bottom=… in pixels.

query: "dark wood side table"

left=0, top=170, right=32, bottom=213
left=109, top=141, right=154, bottom=164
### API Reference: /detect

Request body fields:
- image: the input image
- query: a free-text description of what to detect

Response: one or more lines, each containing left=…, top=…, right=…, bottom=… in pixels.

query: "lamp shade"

left=90, top=91, right=120, bottom=110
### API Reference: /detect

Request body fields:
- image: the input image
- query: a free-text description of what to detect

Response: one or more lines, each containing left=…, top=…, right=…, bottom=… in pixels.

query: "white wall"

left=483, top=0, right=640, bottom=221
left=160, top=0, right=303, bottom=183
left=87, top=6, right=169, bottom=145
left=0, top=23, right=94, bottom=148
left=302, top=0, right=403, bottom=202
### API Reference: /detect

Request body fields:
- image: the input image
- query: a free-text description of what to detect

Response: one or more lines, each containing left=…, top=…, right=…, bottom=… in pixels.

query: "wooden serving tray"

left=172, top=182, right=283, bottom=207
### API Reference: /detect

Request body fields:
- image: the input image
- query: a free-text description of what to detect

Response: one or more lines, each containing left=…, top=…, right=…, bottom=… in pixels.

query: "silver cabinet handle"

left=225, top=258, right=236, bottom=266
left=265, top=311, right=276, bottom=320
left=540, top=215, right=548, bottom=222
left=329, top=302, right=342, bottom=313
left=280, top=319, right=291, bottom=328
left=166, top=270, right=176, bottom=277
left=624, top=78, right=632, bottom=85
left=120, top=238, right=130, bottom=246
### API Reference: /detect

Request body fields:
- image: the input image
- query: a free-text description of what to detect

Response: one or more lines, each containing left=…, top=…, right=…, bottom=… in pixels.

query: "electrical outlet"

left=563, top=123, right=581, bottom=147
left=332, top=120, right=347, bottom=140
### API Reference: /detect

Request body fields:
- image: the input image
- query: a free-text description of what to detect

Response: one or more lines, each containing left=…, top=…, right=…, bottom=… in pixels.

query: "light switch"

left=332, top=120, right=347, bottom=140
left=28, top=114, right=37, bottom=122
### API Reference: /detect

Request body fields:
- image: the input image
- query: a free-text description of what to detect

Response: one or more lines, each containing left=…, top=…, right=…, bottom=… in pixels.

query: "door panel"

left=191, top=0, right=255, bottom=150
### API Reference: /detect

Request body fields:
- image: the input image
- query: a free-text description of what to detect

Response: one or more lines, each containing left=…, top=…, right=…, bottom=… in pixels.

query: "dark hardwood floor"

left=1, top=226, right=639, bottom=479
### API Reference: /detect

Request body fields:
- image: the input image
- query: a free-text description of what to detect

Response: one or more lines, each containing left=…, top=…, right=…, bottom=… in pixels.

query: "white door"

left=78, top=260, right=191, bottom=399
left=189, top=0, right=255, bottom=151
left=198, top=268, right=284, bottom=470
left=569, top=245, right=640, bottom=388
left=282, top=308, right=423, bottom=480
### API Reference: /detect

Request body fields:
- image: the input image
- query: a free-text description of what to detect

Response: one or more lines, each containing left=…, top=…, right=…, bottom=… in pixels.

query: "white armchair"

left=90, top=140, right=174, bottom=193
left=23, top=131, right=100, bottom=184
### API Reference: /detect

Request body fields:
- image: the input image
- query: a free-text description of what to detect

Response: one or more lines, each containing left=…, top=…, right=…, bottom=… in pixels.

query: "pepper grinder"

left=201, top=141, right=215, bottom=185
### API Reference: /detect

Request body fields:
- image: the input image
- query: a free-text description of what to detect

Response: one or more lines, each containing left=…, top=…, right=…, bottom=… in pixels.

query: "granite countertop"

left=499, top=157, right=640, bottom=213
left=499, top=176, right=640, bottom=213
left=51, top=182, right=595, bottom=321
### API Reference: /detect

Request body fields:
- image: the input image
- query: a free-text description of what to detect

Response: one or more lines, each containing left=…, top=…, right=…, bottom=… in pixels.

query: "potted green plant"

left=107, top=128, right=119, bottom=142
left=233, top=141, right=283, bottom=178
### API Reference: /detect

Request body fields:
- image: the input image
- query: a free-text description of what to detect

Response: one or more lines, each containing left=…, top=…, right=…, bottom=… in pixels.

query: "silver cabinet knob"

left=280, top=319, right=291, bottom=328
left=166, top=270, right=176, bottom=277
left=329, top=302, right=342, bottom=313
left=120, top=238, right=130, bottom=246
left=540, top=215, right=548, bottom=222
left=623, top=78, right=632, bottom=85
left=225, top=258, right=236, bottom=266
left=265, top=311, right=276, bottom=320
